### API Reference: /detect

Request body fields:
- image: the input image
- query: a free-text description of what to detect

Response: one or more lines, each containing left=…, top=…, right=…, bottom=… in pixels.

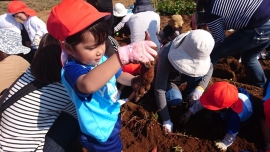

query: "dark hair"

left=196, top=0, right=211, bottom=11
left=31, top=33, right=62, bottom=83
left=0, top=51, right=8, bottom=62
left=65, top=18, right=108, bottom=48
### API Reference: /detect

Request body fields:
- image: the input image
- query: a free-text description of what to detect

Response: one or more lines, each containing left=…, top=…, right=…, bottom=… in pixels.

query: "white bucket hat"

left=113, top=3, right=128, bottom=17
left=168, top=29, right=214, bottom=77
left=0, top=29, right=30, bottom=55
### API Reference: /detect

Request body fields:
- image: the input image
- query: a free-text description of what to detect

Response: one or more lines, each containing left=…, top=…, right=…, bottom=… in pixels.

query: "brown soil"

left=116, top=15, right=270, bottom=152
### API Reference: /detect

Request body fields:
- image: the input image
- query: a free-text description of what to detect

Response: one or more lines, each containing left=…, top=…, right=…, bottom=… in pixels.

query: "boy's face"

left=13, top=12, right=28, bottom=21
left=66, top=31, right=106, bottom=66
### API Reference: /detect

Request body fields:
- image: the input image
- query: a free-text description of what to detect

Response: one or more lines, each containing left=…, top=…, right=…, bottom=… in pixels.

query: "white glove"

left=163, top=120, right=173, bottom=133
left=215, top=133, right=237, bottom=151
left=187, top=86, right=204, bottom=101
left=215, top=140, right=227, bottom=151
left=33, top=35, right=41, bottom=46
left=118, top=98, right=128, bottom=106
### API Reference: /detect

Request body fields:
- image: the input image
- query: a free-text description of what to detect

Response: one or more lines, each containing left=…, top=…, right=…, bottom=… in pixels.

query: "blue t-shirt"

left=61, top=56, right=122, bottom=142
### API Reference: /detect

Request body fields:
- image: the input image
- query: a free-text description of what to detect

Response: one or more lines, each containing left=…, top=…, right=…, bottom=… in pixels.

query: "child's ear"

left=61, top=41, right=73, bottom=55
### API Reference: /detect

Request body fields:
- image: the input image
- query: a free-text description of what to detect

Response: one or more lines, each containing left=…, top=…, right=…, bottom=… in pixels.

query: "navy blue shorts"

left=80, top=115, right=123, bottom=152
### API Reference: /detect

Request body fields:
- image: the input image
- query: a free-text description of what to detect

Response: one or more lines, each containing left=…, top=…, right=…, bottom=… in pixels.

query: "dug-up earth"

left=1, top=0, right=270, bottom=151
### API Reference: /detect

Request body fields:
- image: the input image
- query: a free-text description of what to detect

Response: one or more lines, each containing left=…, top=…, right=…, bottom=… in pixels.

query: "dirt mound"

left=120, top=76, right=264, bottom=152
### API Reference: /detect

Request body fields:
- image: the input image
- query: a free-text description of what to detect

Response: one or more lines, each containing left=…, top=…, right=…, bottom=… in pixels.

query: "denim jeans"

left=210, top=20, right=270, bottom=88
left=165, top=83, right=182, bottom=106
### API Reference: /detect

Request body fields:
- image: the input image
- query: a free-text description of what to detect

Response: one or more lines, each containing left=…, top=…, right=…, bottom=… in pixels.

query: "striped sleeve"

left=206, top=0, right=263, bottom=42
left=207, top=18, right=226, bottom=42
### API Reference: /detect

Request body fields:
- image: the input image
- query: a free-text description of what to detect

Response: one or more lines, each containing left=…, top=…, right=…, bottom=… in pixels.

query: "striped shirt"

left=205, top=0, right=270, bottom=42
left=0, top=68, right=76, bottom=152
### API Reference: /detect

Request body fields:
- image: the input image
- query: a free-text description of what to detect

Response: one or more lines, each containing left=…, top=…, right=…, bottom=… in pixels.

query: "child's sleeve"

left=63, top=63, right=93, bottom=100
left=30, top=17, right=48, bottom=37
left=115, top=68, right=122, bottom=79
left=64, top=64, right=89, bottom=90
left=223, top=109, right=241, bottom=134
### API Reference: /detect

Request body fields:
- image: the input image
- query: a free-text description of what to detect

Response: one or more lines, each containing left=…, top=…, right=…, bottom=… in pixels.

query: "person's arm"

left=30, top=17, right=48, bottom=46
left=114, top=22, right=125, bottom=33
left=117, top=72, right=135, bottom=86
left=154, top=42, right=173, bottom=121
left=114, top=14, right=133, bottom=33
left=30, top=17, right=47, bottom=37
left=198, top=63, right=213, bottom=89
left=76, top=41, right=157, bottom=94
left=215, top=109, right=240, bottom=151
left=186, top=63, right=213, bottom=101
left=76, top=53, right=122, bottom=94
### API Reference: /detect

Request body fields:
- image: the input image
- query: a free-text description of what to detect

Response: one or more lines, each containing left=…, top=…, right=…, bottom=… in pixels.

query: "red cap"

left=8, top=0, right=37, bottom=16
left=47, top=0, right=111, bottom=41
left=264, top=98, right=270, bottom=128
left=200, top=81, right=243, bottom=113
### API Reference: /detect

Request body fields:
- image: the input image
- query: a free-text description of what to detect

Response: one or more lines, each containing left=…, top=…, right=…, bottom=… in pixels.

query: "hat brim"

left=1, top=45, right=30, bottom=55
left=113, top=9, right=128, bottom=17
left=168, top=34, right=211, bottom=77
left=230, top=98, right=243, bottom=114
left=264, top=99, right=270, bottom=128
left=0, top=29, right=31, bottom=55
left=9, top=7, right=37, bottom=16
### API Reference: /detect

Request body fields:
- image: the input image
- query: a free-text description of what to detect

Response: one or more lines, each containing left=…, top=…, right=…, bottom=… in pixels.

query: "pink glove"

left=117, top=41, right=157, bottom=65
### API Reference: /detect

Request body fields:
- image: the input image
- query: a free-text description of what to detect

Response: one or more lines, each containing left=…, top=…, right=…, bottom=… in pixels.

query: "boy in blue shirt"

left=46, top=0, right=157, bottom=151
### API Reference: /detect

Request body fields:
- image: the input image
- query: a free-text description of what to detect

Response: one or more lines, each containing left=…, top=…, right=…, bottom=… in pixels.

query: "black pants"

left=43, top=112, right=82, bottom=152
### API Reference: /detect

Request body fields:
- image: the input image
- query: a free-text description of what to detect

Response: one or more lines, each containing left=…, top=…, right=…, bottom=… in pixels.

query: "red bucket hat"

left=264, top=98, right=270, bottom=128
left=8, top=0, right=37, bottom=16
left=200, top=81, right=243, bottom=113
left=47, top=0, right=111, bottom=41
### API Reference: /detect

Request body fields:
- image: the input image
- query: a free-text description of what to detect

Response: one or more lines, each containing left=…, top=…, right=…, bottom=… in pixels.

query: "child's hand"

left=214, top=140, right=227, bottom=151
left=117, top=41, right=157, bottom=65
left=118, top=98, right=128, bottom=106
left=215, top=133, right=237, bottom=151
left=33, top=35, right=41, bottom=46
